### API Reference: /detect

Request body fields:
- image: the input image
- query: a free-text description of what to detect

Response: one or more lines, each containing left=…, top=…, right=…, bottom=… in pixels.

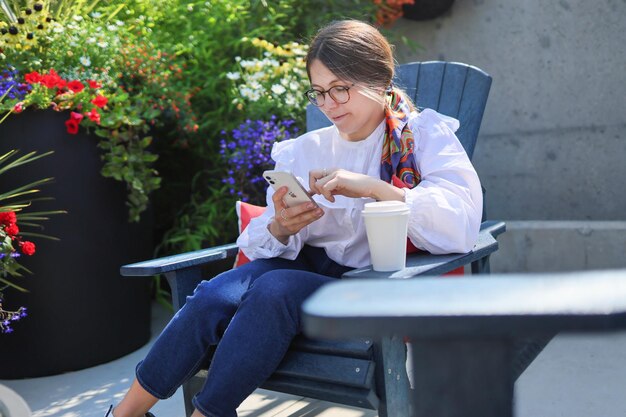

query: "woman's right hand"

left=268, top=186, right=324, bottom=244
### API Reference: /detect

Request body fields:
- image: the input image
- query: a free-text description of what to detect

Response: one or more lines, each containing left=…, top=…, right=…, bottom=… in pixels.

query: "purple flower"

left=220, top=118, right=300, bottom=204
left=0, top=66, right=31, bottom=100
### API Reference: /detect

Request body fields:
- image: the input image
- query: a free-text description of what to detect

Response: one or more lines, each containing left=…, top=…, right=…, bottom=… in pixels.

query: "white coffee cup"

left=361, top=201, right=410, bottom=271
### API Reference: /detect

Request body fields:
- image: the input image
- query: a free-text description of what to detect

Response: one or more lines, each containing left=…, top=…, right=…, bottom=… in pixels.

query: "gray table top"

left=303, top=270, right=626, bottom=339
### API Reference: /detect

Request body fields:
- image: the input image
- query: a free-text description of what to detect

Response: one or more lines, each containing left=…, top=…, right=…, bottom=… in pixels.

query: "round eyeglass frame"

left=304, top=84, right=354, bottom=107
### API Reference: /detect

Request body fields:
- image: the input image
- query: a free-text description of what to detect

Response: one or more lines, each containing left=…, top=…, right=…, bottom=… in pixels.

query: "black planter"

left=0, top=110, right=154, bottom=379
left=402, top=0, right=455, bottom=21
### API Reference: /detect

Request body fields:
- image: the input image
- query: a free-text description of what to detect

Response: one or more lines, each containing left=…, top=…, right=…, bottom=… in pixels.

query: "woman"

left=108, top=19, right=482, bottom=417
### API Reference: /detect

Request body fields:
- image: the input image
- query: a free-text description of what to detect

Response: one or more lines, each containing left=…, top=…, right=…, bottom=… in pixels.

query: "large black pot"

left=0, top=110, right=154, bottom=379
left=402, top=0, right=455, bottom=21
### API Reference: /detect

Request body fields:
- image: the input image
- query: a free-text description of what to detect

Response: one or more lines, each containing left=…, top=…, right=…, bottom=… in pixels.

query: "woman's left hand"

left=309, top=168, right=380, bottom=202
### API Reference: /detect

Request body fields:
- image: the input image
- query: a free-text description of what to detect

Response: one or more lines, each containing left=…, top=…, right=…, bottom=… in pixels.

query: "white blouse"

left=236, top=108, right=483, bottom=268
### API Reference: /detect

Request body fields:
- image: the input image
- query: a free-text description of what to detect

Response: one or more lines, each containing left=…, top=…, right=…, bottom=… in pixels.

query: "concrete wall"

left=393, top=0, right=626, bottom=221
left=391, top=0, right=626, bottom=272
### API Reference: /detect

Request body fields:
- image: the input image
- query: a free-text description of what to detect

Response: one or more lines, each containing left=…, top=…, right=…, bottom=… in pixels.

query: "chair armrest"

left=304, top=270, right=626, bottom=339
left=120, top=243, right=239, bottom=277
left=343, top=221, right=505, bottom=279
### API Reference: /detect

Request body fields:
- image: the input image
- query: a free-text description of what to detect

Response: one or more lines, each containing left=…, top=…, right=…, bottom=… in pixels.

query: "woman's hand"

left=309, top=168, right=406, bottom=203
left=268, top=186, right=324, bottom=244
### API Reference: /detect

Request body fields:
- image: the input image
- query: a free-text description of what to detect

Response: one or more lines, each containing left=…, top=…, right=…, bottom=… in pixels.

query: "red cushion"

left=234, top=201, right=267, bottom=267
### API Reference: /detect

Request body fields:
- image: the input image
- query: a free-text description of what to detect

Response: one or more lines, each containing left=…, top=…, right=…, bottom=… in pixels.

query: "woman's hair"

left=306, top=20, right=414, bottom=108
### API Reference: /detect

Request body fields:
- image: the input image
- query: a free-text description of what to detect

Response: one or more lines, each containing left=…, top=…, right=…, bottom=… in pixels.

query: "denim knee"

left=243, top=270, right=335, bottom=332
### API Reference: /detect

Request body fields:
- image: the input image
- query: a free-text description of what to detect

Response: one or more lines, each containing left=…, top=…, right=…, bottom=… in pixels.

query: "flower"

left=67, top=80, right=84, bottom=93
left=20, top=241, right=35, bottom=256
left=84, top=107, right=100, bottom=124
left=228, top=38, right=309, bottom=122
left=373, top=0, right=416, bottom=26
left=219, top=116, right=299, bottom=204
left=0, top=211, right=16, bottom=226
left=91, top=94, right=107, bottom=108
left=4, top=223, right=18, bottom=237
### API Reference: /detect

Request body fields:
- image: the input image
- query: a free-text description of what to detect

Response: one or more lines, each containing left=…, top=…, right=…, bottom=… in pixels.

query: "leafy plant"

left=0, top=1, right=197, bottom=222
left=0, top=149, right=65, bottom=334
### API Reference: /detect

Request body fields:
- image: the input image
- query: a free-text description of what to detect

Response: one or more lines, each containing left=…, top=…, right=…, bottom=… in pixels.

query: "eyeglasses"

left=304, top=84, right=354, bottom=107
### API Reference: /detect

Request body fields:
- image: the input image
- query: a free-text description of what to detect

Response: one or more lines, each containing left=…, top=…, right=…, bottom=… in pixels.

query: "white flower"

left=187, top=4, right=194, bottom=11
left=290, top=81, right=300, bottom=91
left=107, top=24, right=118, bottom=31
left=285, top=95, right=297, bottom=106
left=226, top=72, right=241, bottom=81
left=86, top=37, right=97, bottom=44
left=79, top=56, right=91, bottom=67
left=116, top=20, right=124, bottom=26
left=91, top=12, right=102, bottom=18
left=271, top=84, right=287, bottom=95
left=240, top=86, right=260, bottom=102
left=98, top=41, right=109, bottom=48
left=249, top=71, right=266, bottom=82
left=72, top=15, right=84, bottom=22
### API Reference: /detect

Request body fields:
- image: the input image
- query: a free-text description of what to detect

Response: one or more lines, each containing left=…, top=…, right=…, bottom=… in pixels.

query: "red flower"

left=65, top=113, right=83, bottom=135
left=91, top=94, right=108, bottom=108
left=24, top=71, right=42, bottom=84
left=13, top=102, right=24, bottom=113
left=70, top=111, right=84, bottom=122
left=65, top=111, right=85, bottom=134
left=40, top=69, right=66, bottom=89
left=0, top=211, right=17, bottom=226
left=67, top=80, right=85, bottom=93
left=20, top=241, right=36, bottom=256
left=5, top=223, right=19, bottom=237
left=65, top=119, right=79, bottom=134
left=85, top=107, right=101, bottom=124
left=87, top=80, right=101, bottom=89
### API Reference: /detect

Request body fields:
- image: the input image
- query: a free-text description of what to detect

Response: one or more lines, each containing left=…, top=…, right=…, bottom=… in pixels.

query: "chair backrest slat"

left=306, top=61, right=492, bottom=160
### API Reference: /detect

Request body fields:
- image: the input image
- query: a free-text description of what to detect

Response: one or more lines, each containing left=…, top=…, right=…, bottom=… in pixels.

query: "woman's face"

left=308, top=59, right=386, bottom=141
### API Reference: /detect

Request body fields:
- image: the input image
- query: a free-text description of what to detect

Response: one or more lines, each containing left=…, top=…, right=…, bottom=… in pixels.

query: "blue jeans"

left=135, top=245, right=353, bottom=417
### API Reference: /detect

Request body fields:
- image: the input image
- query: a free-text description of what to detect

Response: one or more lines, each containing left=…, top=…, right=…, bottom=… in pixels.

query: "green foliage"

left=1, top=1, right=198, bottom=222
left=132, top=0, right=377, bottom=257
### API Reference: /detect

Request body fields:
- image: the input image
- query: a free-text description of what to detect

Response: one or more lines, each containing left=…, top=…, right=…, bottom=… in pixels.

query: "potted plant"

left=0, top=1, right=198, bottom=222
left=0, top=0, right=197, bottom=377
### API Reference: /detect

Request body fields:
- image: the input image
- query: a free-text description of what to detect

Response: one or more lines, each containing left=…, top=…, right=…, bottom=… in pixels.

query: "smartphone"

left=262, top=170, right=317, bottom=208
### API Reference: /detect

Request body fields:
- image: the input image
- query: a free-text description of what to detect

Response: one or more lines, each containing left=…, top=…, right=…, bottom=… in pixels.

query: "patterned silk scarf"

left=380, top=89, right=420, bottom=189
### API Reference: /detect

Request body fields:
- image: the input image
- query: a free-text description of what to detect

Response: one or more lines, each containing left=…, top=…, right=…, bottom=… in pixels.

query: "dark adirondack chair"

left=121, top=61, right=505, bottom=417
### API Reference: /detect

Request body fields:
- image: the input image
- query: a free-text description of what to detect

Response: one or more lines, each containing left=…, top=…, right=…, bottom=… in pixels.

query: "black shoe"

left=105, top=405, right=155, bottom=417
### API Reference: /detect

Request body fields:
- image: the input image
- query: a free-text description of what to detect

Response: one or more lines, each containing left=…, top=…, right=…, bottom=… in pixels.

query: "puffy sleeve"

left=404, top=109, right=483, bottom=254
left=235, top=138, right=307, bottom=261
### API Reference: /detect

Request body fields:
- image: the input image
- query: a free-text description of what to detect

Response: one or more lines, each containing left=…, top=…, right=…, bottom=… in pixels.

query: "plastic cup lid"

left=362, top=201, right=409, bottom=215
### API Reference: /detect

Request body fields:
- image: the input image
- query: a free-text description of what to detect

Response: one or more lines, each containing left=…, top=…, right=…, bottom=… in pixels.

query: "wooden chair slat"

left=290, top=335, right=374, bottom=359
left=262, top=376, right=379, bottom=410
left=438, top=63, right=468, bottom=118
left=274, top=350, right=375, bottom=388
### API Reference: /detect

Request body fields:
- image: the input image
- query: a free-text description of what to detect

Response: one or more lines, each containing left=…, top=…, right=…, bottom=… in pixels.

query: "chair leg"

left=511, top=333, right=555, bottom=381
left=182, top=376, right=205, bottom=417
left=471, top=255, right=491, bottom=275
left=374, top=335, right=411, bottom=417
